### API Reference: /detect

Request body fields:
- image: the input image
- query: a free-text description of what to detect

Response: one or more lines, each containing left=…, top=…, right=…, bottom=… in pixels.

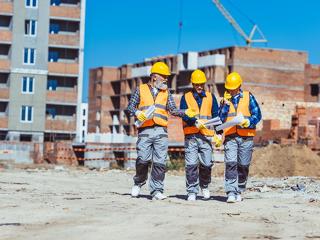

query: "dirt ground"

left=1, top=167, right=320, bottom=240
left=210, top=144, right=320, bottom=178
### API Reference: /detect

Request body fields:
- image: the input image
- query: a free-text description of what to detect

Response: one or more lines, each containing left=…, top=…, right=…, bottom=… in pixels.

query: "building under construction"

left=88, top=46, right=320, bottom=148
left=0, top=0, right=86, bottom=143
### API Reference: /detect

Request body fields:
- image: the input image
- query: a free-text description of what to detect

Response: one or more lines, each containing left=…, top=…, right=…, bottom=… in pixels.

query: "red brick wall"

left=305, top=64, right=320, bottom=102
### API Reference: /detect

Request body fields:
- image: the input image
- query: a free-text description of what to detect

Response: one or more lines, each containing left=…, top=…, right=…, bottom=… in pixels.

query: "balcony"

left=49, top=33, right=79, bottom=47
left=0, top=59, right=10, bottom=72
left=0, top=1, right=13, bottom=15
left=46, top=88, right=77, bottom=104
left=0, top=87, right=9, bottom=100
left=45, top=116, right=76, bottom=132
left=50, top=5, right=80, bottom=20
left=0, top=115, right=8, bottom=129
left=48, top=62, right=79, bottom=75
left=0, top=29, right=12, bottom=43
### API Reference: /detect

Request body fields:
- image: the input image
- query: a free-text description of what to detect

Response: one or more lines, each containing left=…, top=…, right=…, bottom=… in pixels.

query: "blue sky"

left=83, top=0, right=320, bottom=101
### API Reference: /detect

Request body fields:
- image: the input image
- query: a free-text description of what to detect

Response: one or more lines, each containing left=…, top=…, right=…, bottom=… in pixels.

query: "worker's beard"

left=155, top=78, right=168, bottom=90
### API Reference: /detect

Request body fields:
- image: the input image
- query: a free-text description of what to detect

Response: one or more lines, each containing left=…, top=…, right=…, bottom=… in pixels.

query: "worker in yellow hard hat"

left=180, top=69, right=223, bottom=201
left=127, top=61, right=197, bottom=200
left=219, top=71, right=262, bottom=203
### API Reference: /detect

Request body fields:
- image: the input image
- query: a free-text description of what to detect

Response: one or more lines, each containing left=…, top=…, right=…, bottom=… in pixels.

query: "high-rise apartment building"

left=0, top=0, right=86, bottom=142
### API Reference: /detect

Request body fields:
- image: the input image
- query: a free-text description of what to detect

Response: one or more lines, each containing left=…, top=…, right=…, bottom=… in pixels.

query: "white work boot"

left=202, top=188, right=210, bottom=200
left=236, top=194, right=242, bottom=202
left=187, top=193, right=196, bottom=201
left=226, top=195, right=237, bottom=203
left=131, top=185, right=141, bottom=198
left=152, top=191, right=167, bottom=200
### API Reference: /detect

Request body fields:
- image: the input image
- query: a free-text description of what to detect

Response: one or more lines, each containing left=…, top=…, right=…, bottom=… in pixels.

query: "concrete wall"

left=8, top=0, right=49, bottom=134
left=8, top=73, right=46, bottom=131
left=0, top=142, right=43, bottom=164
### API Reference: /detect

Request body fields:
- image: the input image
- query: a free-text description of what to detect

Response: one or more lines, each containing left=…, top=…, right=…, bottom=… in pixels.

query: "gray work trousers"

left=224, top=135, right=254, bottom=195
left=133, top=126, right=168, bottom=195
left=185, top=134, right=214, bottom=194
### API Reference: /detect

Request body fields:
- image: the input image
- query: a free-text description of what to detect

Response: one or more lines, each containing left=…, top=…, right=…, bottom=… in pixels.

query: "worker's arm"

left=180, top=95, right=197, bottom=126
left=248, top=93, right=262, bottom=127
left=218, top=100, right=230, bottom=123
left=167, top=91, right=185, bottom=117
left=211, top=93, right=223, bottom=135
left=126, top=88, right=140, bottom=116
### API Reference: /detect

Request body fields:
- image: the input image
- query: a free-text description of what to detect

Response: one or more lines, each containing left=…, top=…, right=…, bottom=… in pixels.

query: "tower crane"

left=212, top=0, right=268, bottom=46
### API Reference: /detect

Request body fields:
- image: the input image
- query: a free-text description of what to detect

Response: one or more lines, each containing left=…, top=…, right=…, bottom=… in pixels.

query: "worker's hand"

left=222, top=91, right=232, bottom=105
left=239, top=119, right=250, bottom=128
left=185, top=108, right=197, bottom=118
left=224, top=91, right=232, bottom=100
left=195, top=119, right=207, bottom=130
left=213, top=134, right=223, bottom=148
left=135, top=110, right=147, bottom=122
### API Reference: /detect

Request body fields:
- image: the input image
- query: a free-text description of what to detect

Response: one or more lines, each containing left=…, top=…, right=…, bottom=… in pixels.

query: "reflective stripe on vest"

left=138, top=84, right=169, bottom=128
left=224, top=91, right=256, bottom=137
left=183, top=91, right=215, bottom=136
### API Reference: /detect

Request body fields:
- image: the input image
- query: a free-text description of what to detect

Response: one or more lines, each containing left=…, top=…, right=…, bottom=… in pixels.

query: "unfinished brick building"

left=88, top=46, right=320, bottom=147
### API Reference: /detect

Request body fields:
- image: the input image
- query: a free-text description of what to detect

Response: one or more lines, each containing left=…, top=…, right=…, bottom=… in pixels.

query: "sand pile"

left=250, top=144, right=320, bottom=177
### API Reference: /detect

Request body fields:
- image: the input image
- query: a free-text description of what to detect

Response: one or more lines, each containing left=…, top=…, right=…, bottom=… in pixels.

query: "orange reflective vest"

left=183, top=91, right=215, bottom=136
left=138, top=84, right=169, bottom=128
left=224, top=91, right=256, bottom=137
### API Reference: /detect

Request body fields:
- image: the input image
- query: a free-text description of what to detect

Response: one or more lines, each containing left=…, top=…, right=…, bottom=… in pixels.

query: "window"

left=49, top=23, right=60, bottom=34
left=22, top=77, right=34, bottom=94
left=24, top=48, right=36, bottom=64
left=311, top=84, right=319, bottom=97
left=82, top=119, right=85, bottom=126
left=82, top=109, right=86, bottom=116
left=21, top=106, right=33, bottom=122
left=25, top=0, right=37, bottom=7
left=25, top=20, right=37, bottom=36
left=47, top=79, right=57, bottom=90
left=51, top=0, right=61, bottom=6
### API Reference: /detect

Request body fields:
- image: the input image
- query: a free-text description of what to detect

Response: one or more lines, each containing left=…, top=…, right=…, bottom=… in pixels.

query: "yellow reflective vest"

left=138, top=84, right=169, bottom=128
left=224, top=91, right=256, bottom=137
left=183, top=91, right=215, bottom=136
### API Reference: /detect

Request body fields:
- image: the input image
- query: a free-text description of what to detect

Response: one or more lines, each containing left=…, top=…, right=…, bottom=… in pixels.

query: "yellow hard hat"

left=191, top=69, right=207, bottom=84
left=151, top=62, right=170, bottom=76
left=225, top=72, right=242, bottom=90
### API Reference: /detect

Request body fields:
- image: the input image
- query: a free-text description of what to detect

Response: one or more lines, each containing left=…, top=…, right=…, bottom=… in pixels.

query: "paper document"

left=215, top=113, right=245, bottom=131
left=204, top=116, right=222, bottom=127
left=135, top=105, right=156, bottom=127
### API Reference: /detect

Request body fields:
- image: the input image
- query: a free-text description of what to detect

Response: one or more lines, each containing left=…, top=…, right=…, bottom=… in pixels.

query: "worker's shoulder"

left=181, top=90, right=192, bottom=97
left=243, top=90, right=255, bottom=98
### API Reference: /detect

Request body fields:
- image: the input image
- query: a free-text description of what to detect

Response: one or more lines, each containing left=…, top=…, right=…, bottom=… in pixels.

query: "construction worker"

left=219, top=72, right=262, bottom=203
left=180, top=69, right=222, bottom=201
left=127, top=62, right=196, bottom=200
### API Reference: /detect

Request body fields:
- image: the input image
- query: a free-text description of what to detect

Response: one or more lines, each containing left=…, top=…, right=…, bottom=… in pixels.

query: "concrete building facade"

left=0, top=0, right=86, bottom=142
left=88, top=46, right=320, bottom=146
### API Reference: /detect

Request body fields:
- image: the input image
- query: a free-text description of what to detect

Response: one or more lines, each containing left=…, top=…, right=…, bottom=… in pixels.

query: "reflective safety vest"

left=138, top=84, right=169, bottom=128
left=224, top=91, right=256, bottom=137
left=183, top=91, right=215, bottom=136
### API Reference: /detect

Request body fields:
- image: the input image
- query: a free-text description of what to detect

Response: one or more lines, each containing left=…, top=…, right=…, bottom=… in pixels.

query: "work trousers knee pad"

left=238, top=164, right=250, bottom=188
left=199, top=164, right=212, bottom=188
left=186, top=164, right=198, bottom=185
left=134, top=158, right=149, bottom=186
left=151, top=162, right=166, bottom=183
left=225, top=161, right=237, bottom=180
